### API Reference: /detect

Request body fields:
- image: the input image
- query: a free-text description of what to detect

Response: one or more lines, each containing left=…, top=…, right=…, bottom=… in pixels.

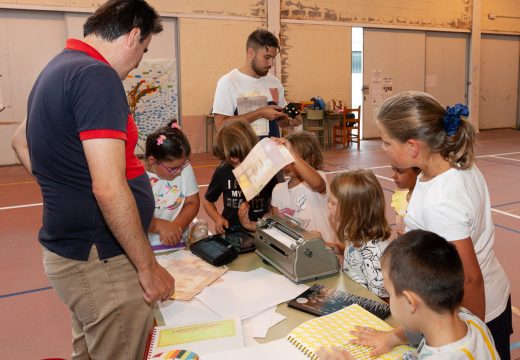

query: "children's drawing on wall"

left=123, top=59, right=178, bottom=155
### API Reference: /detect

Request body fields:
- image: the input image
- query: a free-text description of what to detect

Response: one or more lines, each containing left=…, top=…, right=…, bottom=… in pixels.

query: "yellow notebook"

left=286, top=304, right=412, bottom=360
left=205, top=304, right=413, bottom=360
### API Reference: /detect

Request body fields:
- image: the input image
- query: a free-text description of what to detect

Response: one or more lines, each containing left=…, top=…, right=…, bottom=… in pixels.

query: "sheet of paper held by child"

left=237, top=95, right=269, bottom=136
left=232, top=137, right=294, bottom=201
left=156, top=250, right=227, bottom=301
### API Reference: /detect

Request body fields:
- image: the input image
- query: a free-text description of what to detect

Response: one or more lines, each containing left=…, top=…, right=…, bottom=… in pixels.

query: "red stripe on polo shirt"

left=79, top=129, right=127, bottom=141
left=65, top=39, right=109, bottom=64
left=126, top=114, right=145, bottom=180
left=65, top=39, right=145, bottom=180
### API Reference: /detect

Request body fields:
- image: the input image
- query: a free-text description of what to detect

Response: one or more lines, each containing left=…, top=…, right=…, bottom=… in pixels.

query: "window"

left=352, top=51, right=362, bottom=73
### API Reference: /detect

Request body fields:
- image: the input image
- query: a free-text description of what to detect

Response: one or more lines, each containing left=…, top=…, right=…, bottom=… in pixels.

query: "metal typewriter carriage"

left=254, top=215, right=340, bottom=283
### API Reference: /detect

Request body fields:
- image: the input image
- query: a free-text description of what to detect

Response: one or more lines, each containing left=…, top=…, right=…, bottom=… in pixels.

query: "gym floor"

left=1, top=128, right=519, bottom=359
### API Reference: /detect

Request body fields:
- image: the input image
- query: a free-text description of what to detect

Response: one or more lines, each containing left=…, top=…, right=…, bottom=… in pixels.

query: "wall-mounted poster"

left=123, top=59, right=178, bottom=155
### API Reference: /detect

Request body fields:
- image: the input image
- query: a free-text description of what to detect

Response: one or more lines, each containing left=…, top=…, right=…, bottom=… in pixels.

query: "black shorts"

left=486, top=295, right=513, bottom=360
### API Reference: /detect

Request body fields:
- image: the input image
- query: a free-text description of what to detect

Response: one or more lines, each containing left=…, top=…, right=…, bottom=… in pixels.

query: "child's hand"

left=215, top=215, right=229, bottom=234
left=238, top=202, right=257, bottom=231
left=271, top=137, right=294, bottom=154
left=325, top=241, right=345, bottom=255
left=159, top=220, right=183, bottom=246
left=349, top=327, right=400, bottom=357
left=316, top=347, right=355, bottom=360
left=238, top=202, right=250, bottom=223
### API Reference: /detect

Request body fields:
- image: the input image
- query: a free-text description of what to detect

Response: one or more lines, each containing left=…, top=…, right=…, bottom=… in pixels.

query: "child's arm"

left=203, top=198, right=229, bottom=234
left=273, top=137, right=326, bottom=194
left=238, top=202, right=256, bottom=231
left=316, top=347, right=355, bottom=360
left=349, top=327, right=408, bottom=357
left=292, top=150, right=326, bottom=193
left=149, top=193, right=200, bottom=245
left=452, top=237, right=486, bottom=320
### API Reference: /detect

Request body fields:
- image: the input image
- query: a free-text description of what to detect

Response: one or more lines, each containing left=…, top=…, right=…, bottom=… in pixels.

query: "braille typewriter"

left=254, top=215, right=340, bottom=283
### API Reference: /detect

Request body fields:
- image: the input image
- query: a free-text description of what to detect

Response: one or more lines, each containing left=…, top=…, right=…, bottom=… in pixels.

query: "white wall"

left=0, top=10, right=178, bottom=165
left=0, top=9, right=65, bottom=165
left=480, top=34, right=519, bottom=129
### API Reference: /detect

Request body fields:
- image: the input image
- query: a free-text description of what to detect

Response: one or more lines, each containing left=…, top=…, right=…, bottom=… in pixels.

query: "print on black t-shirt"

left=205, top=163, right=277, bottom=229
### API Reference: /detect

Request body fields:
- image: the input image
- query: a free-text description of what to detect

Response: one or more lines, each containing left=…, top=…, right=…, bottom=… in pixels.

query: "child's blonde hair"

left=330, top=169, right=391, bottom=247
left=285, top=131, right=324, bottom=170
left=376, top=91, right=475, bottom=170
left=213, top=119, right=258, bottom=163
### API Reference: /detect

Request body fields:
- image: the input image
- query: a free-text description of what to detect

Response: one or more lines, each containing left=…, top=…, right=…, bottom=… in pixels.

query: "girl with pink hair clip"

left=145, top=120, right=200, bottom=252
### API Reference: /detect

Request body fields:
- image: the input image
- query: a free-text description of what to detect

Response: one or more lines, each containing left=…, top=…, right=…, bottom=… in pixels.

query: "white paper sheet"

left=262, top=227, right=296, bottom=249
left=233, top=138, right=294, bottom=201
left=203, top=338, right=306, bottom=360
left=158, top=298, right=222, bottom=327
left=196, top=268, right=308, bottom=319
left=242, top=306, right=276, bottom=339
left=242, top=306, right=287, bottom=339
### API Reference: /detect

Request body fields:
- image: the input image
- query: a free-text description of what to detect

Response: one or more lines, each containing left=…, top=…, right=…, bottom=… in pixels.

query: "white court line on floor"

left=487, top=156, right=520, bottom=162
left=0, top=202, right=42, bottom=211
left=490, top=208, right=520, bottom=220
left=4, top=151, right=520, bottom=214
left=477, top=151, right=520, bottom=158
left=376, top=173, right=520, bottom=220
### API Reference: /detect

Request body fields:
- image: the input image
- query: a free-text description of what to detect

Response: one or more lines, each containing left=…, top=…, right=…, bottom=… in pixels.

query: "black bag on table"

left=190, top=234, right=238, bottom=266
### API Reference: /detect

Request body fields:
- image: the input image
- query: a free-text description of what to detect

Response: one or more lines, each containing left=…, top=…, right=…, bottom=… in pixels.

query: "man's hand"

left=259, top=105, right=288, bottom=121
left=289, top=113, right=303, bottom=126
left=138, top=262, right=175, bottom=304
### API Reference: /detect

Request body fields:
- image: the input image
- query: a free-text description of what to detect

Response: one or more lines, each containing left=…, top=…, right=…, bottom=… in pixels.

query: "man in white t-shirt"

left=212, top=29, right=301, bottom=138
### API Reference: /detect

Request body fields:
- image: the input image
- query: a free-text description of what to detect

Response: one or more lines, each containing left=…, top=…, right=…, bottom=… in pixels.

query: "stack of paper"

left=195, top=268, right=308, bottom=319
left=157, top=267, right=307, bottom=345
left=156, top=251, right=227, bottom=301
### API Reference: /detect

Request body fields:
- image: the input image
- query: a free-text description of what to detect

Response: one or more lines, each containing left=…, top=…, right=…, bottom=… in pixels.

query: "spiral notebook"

left=144, top=318, right=243, bottom=359
left=204, top=304, right=412, bottom=360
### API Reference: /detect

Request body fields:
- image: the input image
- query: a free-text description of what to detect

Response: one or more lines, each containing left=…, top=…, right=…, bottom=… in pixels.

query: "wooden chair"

left=303, top=109, right=325, bottom=147
left=332, top=106, right=361, bottom=148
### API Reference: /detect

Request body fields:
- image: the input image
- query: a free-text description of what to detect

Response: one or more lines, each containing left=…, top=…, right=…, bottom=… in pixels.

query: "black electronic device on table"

left=224, top=227, right=256, bottom=254
left=190, top=234, right=238, bottom=267
left=282, top=102, right=301, bottom=119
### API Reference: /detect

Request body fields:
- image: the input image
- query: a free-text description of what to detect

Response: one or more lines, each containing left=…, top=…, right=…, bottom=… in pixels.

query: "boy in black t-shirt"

left=204, top=119, right=277, bottom=233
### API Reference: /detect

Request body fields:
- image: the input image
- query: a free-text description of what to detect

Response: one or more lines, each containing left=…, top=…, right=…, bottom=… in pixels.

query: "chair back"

left=303, top=109, right=325, bottom=147
left=342, top=106, right=361, bottom=127
left=306, top=109, right=324, bottom=120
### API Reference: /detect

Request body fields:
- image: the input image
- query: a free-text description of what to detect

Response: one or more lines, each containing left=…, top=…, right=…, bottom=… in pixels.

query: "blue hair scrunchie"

left=443, top=103, right=469, bottom=136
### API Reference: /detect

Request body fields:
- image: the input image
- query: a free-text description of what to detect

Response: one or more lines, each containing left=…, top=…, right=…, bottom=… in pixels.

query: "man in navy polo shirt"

left=11, top=1, right=174, bottom=358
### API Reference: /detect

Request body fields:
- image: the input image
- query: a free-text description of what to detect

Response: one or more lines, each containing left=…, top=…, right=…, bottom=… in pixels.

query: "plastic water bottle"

left=188, top=219, right=208, bottom=248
